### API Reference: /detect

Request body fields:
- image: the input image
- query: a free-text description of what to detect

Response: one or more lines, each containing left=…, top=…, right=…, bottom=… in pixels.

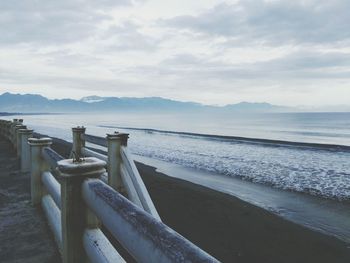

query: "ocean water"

left=5, top=112, right=350, bottom=201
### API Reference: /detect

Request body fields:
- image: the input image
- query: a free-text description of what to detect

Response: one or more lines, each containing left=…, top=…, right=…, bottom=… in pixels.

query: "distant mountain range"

left=0, top=92, right=297, bottom=113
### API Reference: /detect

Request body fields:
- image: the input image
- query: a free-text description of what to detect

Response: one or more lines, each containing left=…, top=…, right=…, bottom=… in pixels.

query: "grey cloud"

left=126, top=50, right=350, bottom=82
left=101, top=22, right=160, bottom=52
left=0, top=0, right=132, bottom=45
left=0, top=66, right=144, bottom=94
left=161, top=0, right=350, bottom=46
left=160, top=54, right=204, bottom=66
left=258, top=51, right=350, bottom=71
left=43, top=51, right=105, bottom=67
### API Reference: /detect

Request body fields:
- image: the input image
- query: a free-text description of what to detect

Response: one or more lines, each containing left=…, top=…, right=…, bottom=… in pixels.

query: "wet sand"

left=45, top=135, right=350, bottom=262
left=135, top=155, right=350, bottom=244
left=139, top=162, right=350, bottom=263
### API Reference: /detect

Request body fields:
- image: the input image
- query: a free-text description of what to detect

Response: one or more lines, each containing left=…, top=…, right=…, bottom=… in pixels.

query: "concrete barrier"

left=0, top=118, right=219, bottom=263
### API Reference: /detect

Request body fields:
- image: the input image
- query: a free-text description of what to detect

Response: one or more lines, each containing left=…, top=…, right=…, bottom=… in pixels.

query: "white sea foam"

left=7, top=112, right=350, bottom=201
left=125, top=130, right=350, bottom=201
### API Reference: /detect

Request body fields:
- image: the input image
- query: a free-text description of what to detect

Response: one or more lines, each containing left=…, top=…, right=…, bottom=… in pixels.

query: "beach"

left=2, top=0, right=350, bottom=262
left=138, top=162, right=350, bottom=262
left=46, top=135, right=350, bottom=263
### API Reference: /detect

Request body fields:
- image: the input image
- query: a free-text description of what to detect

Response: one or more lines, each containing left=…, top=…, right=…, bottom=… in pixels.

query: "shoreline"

left=137, top=161, right=350, bottom=263
left=4, top=113, right=350, bottom=149
left=46, top=134, right=350, bottom=262
left=0, top=112, right=64, bottom=116
left=134, top=155, right=350, bottom=244
left=100, top=125, right=350, bottom=150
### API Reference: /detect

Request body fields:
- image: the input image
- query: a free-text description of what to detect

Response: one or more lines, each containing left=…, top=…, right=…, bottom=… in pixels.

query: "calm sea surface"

left=6, top=112, right=350, bottom=201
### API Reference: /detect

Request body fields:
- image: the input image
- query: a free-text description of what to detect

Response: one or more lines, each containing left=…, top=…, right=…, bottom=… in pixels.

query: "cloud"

left=0, top=0, right=132, bottom=45
left=101, top=22, right=160, bottom=52
left=129, top=50, right=350, bottom=82
left=0, top=0, right=349, bottom=106
left=161, top=0, right=350, bottom=46
left=43, top=50, right=105, bottom=67
left=0, top=65, right=145, bottom=94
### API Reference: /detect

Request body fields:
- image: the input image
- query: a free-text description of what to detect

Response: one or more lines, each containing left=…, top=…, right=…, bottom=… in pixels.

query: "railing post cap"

left=28, top=137, right=53, bottom=146
left=106, top=132, right=129, bottom=145
left=58, top=157, right=106, bottom=178
left=106, top=132, right=129, bottom=139
left=72, top=126, right=86, bottom=132
left=18, top=128, right=34, bottom=134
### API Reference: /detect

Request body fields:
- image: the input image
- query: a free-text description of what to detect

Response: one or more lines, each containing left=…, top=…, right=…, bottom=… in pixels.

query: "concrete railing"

left=73, top=127, right=160, bottom=220
left=0, top=118, right=34, bottom=172
left=0, top=119, right=219, bottom=263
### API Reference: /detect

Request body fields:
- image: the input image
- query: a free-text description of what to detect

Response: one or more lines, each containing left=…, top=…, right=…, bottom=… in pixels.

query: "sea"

left=4, top=111, right=350, bottom=241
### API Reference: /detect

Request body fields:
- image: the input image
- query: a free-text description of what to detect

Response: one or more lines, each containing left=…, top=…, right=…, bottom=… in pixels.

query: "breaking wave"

left=101, top=125, right=350, bottom=201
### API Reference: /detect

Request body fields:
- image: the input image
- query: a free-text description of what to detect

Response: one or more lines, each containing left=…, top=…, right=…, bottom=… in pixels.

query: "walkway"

left=0, top=137, right=60, bottom=263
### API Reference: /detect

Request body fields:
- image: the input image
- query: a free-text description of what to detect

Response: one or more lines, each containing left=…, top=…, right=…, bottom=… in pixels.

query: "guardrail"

left=0, top=118, right=219, bottom=263
left=73, top=127, right=160, bottom=220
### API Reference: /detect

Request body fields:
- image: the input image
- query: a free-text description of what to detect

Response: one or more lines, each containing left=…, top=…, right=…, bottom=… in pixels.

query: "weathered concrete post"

left=15, top=124, right=27, bottom=156
left=106, top=133, right=128, bottom=192
left=0, top=120, right=4, bottom=136
left=71, top=126, right=86, bottom=159
left=19, top=129, right=34, bottom=173
left=10, top=119, right=20, bottom=145
left=3, top=121, right=6, bottom=138
left=58, top=157, right=106, bottom=263
left=2, top=120, right=6, bottom=138
left=5, top=121, right=12, bottom=141
left=28, top=138, right=52, bottom=206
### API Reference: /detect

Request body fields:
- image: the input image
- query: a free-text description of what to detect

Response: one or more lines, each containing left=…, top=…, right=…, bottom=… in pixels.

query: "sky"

left=0, top=0, right=349, bottom=107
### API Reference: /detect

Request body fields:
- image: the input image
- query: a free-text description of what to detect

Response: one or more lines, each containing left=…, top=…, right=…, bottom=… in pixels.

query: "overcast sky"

left=0, top=0, right=349, bottom=106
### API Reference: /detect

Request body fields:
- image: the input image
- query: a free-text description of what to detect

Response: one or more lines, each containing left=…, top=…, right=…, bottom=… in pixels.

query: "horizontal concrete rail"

left=42, top=171, right=61, bottom=209
left=83, top=229, right=126, bottom=263
left=82, top=134, right=108, bottom=148
left=82, top=147, right=108, bottom=162
left=42, top=194, right=62, bottom=251
left=82, top=179, right=219, bottom=263
left=42, top=147, right=64, bottom=170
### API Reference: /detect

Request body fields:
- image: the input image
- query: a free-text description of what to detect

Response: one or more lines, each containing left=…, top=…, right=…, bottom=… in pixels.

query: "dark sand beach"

left=1, top=132, right=348, bottom=262
left=43, top=134, right=350, bottom=263
left=140, top=162, right=350, bottom=262
left=0, top=132, right=350, bottom=263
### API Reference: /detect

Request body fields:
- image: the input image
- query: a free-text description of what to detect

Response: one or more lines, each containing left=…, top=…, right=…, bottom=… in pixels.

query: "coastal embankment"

left=46, top=134, right=350, bottom=263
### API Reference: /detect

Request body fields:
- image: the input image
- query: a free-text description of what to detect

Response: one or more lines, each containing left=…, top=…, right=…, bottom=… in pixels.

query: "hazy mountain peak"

left=224, top=101, right=290, bottom=112
left=0, top=92, right=302, bottom=113
left=2, top=92, right=46, bottom=99
left=80, top=96, right=106, bottom=103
